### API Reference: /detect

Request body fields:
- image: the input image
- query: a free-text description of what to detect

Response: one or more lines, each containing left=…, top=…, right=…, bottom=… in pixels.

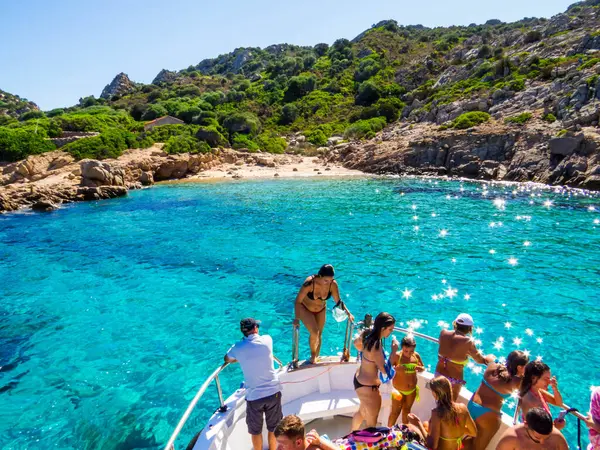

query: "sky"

left=0, top=0, right=576, bottom=110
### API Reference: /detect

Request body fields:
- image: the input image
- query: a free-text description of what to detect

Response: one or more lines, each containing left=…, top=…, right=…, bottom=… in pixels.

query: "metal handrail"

left=393, top=326, right=440, bottom=344
left=164, top=357, right=284, bottom=450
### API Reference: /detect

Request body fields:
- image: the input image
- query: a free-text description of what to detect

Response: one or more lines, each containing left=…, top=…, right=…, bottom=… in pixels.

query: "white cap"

left=455, top=313, right=474, bottom=327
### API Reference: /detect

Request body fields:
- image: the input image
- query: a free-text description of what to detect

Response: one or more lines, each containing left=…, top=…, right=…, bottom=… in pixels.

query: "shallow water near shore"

left=1, top=177, right=599, bottom=449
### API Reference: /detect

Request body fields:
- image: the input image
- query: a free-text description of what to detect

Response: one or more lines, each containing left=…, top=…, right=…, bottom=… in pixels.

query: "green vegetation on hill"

left=1, top=0, right=600, bottom=163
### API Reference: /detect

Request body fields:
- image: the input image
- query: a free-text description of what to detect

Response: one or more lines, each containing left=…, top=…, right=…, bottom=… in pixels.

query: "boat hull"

left=190, top=358, right=512, bottom=450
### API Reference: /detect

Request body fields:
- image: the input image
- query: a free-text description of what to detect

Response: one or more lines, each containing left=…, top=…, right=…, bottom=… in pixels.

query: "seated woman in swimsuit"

left=408, top=376, right=477, bottom=450
left=294, top=264, right=354, bottom=364
left=519, top=361, right=565, bottom=430
left=351, top=312, right=397, bottom=431
left=388, top=335, right=425, bottom=426
left=465, top=350, right=529, bottom=450
left=435, top=313, right=495, bottom=401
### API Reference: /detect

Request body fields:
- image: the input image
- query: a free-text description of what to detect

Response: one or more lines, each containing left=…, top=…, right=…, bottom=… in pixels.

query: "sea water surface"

left=1, top=177, right=599, bottom=449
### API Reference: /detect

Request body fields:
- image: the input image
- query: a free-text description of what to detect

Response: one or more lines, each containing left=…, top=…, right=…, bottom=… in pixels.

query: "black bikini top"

left=306, top=275, right=332, bottom=301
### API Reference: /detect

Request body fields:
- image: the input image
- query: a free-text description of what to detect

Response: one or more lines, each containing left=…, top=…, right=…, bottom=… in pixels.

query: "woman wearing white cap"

left=434, top=313, right=495, bottom=401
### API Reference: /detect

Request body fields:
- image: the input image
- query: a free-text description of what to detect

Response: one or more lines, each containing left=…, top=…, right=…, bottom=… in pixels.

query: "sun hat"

left=455, top=313, right=474, bottom=327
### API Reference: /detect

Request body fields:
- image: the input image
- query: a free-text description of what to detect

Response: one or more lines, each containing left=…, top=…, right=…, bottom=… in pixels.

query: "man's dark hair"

left=526, top=407, right=553, bottom=435
left=274, top=415, right=304, bottom=441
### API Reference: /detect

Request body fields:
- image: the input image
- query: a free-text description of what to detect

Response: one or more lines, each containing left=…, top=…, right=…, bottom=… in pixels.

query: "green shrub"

left=542, top=113, right=557, bottom=123
left=255, top=133, right=287, bottom=154
left=62, top=129, right=140, bottom=160
left=196, top=126, right=228, bottom=147
left=0, top=128, right=56, bottom=162
left=344, top=117, right=387, bottom=139
left=231, top=133, right=259, bottom=151
left=452, top=111, right=491, bottom=129
left=355, top=81, right=381, bottom=106
left=222, top=112, right=260, bottom=137
left=19, top=110, right=45, bottom=121
left=579, top=58, right=600, bottom=70
left=557, top=129, right=568, bottom=137
left=505, top=112, right=533, bottom=125
left=145, top=124, right=197, bottom=143
left=164, top=135, right=210, bottom=154
left=306, top=129, right=328, bottom=146
left=284, top=75, right=317, bottom=102
left=47, top=108, right=65, bottom=118
left=280, top=103, right=299, bottom=125
left=524, top=30, right=542, bottom=44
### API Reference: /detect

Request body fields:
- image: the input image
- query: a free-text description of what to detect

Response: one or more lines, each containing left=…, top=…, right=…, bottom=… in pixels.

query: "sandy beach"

left=187, top=154, right=365, bottom=181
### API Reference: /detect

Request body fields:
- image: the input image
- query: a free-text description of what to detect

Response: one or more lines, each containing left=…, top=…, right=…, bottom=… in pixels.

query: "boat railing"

left=163, top=355, right=284, bottom=450
left=292, top=315, right=356, bottom=368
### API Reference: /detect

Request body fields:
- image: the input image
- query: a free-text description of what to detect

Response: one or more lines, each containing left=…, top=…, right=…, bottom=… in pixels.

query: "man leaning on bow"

left=225, top=318, right=282, bottom=450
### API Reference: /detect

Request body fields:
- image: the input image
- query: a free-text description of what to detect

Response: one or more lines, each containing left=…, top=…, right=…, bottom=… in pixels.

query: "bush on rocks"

left=451, top=111, right=491, bottom=130
left=505, top=112, right=533, bottom=125
left=344, top=117, right=387, bottom=139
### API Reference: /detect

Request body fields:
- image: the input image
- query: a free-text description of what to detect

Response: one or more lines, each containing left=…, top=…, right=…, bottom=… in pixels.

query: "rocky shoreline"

left=0, top=146, right=354, bottom=213
left=324, top=118, right=600, bottom=190
left=2, top=117, right=600, bottom=214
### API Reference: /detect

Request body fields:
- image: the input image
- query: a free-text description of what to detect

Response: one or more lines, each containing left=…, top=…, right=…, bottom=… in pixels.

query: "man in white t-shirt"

left=225, top=318, right=282, bottom=450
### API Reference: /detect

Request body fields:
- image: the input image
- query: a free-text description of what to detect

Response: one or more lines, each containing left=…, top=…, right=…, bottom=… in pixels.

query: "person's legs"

left=297, top=305, right=320, bottom=363
left=251, top=434, right=262, bottom=450
left=401, top=391, right=417, bottom=424
left=362, top=389, right=382, bottom=427
left=264, top=392, right=283, bottom=450
left=314, top=308, right=326, bottom=361
left=388, top=396, right=403, bottom=427
left=246, top=399, right=264, bottom=450
left=352, top=386, right=369, bottom=430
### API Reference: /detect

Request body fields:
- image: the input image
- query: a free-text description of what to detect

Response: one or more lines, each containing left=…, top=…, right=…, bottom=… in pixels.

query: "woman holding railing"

left=293, top=264, right=354, bottom=364
left=435, top=313, right=495, bottom=401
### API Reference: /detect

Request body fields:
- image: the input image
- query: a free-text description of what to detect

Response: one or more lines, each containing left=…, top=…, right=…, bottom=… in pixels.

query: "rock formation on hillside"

left=100, top=73, right=136, bottom=99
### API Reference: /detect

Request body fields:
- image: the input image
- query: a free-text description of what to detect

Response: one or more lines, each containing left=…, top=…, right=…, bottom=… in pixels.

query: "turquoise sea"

left=1, top=177, right=599, bottom=449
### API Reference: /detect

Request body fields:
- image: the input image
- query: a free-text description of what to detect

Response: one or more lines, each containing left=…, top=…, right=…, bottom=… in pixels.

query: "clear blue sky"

left=0, top=0, right=575, bottom=110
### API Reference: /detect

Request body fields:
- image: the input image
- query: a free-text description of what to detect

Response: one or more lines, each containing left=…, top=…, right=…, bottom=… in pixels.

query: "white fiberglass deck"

left=190, top=356, right=512, bottom=450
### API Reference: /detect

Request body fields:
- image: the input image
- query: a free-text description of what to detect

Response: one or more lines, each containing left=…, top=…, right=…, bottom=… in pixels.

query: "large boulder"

left=154, top=156, right=189, bottom=181
left=80, top=160, right=126, bottom=187
left=548, top=134, right=584, bottom=156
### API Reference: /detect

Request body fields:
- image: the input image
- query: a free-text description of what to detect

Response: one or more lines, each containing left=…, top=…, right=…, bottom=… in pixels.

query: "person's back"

left=225, top=318, right=282, bottom=450
left=229, top=333, right=279, bottom=400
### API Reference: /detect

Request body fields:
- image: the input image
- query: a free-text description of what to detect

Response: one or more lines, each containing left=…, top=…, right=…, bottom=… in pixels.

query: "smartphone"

left=556, top=410, right=568, bottom=421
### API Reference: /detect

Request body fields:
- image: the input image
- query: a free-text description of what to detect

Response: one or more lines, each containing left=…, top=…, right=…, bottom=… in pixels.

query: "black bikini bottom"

left=354, top=374, right=379, bottom=391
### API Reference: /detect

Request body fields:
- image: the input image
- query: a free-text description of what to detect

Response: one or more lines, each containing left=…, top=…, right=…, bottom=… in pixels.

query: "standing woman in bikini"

left=409, top=376, right=477, bottom=450
left=351, top=312, right=397, bottom=431
left=465, top=350, right=529, bottom=450
left=435, top=313, right=495, bottom=401
left=518, top=361, right=565, bottom=430
left=293, top=265, right=354, bottom=364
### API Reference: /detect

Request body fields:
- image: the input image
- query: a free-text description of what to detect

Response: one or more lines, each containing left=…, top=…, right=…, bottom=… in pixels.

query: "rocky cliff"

left=100, top=72, right=136, bottom=100
left=324, top=119, right=600, bottom=190
left=0, top=89, right=39, bottom=118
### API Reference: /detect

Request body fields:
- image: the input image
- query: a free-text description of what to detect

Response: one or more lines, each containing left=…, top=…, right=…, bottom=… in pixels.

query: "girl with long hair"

left=519, top=361, right=565, bottom=430
left=409, top=376, right=477, bottom=449
left=351, top=312, right=397, bottom=430
left=465, top=350, right=529, bottom=449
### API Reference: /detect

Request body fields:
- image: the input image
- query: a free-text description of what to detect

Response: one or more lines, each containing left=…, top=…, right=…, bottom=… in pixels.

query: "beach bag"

left=331, top=426, right=406, bottom=449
